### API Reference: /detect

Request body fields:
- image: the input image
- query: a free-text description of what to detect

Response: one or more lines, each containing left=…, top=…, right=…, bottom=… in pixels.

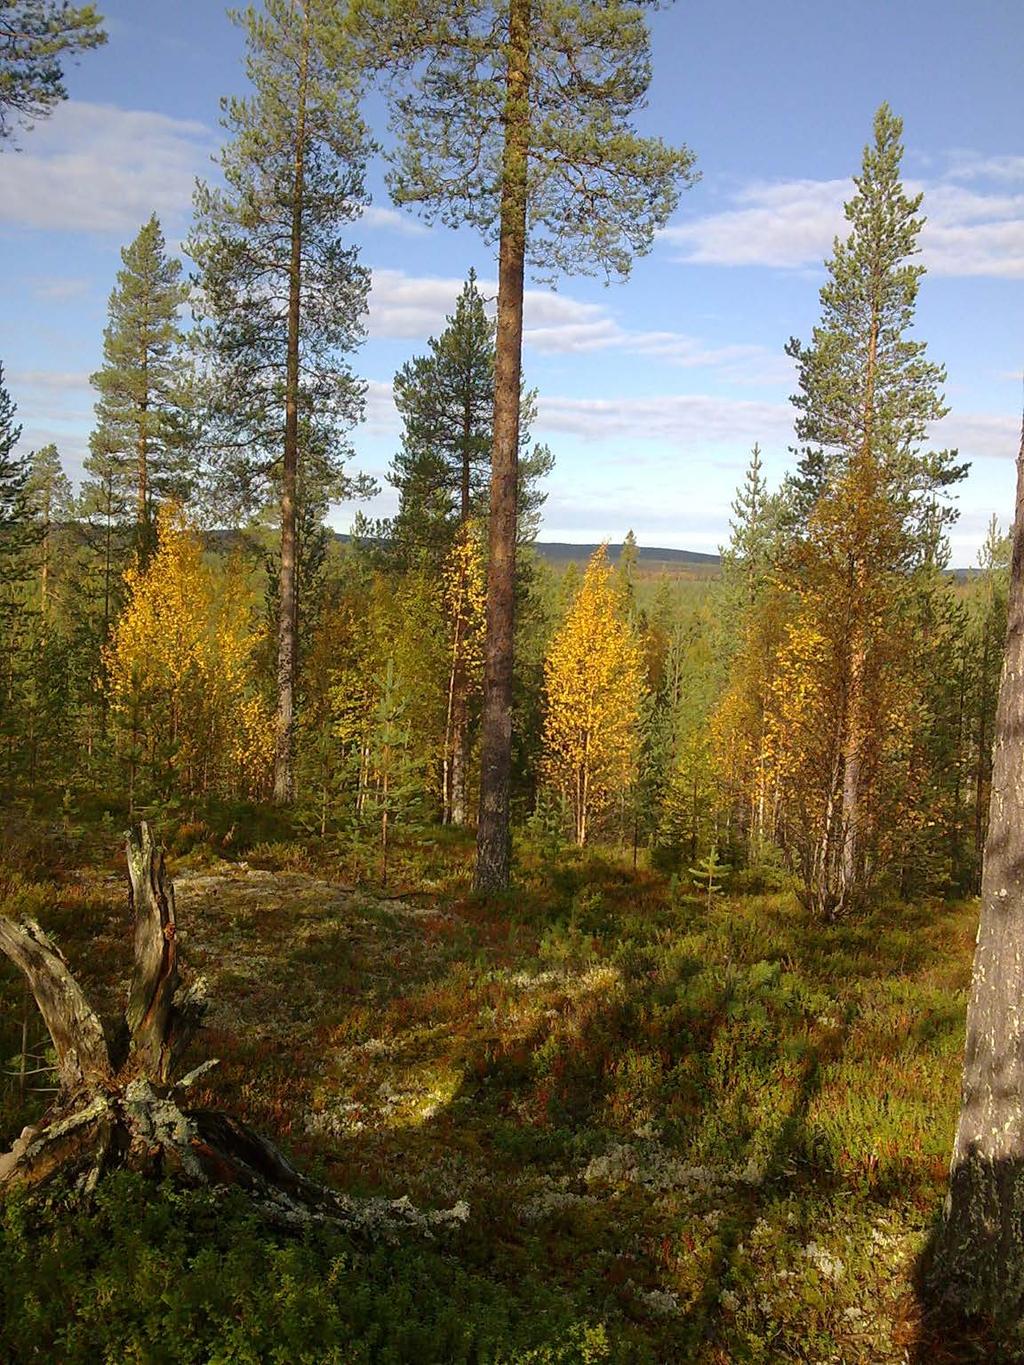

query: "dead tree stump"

left=0, top=824, right=468, bottom=1236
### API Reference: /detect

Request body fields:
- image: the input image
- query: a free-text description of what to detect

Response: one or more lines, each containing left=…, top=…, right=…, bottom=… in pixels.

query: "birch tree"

left=932, top=415, right=1024, bottom=1322
left=542, top=546, right=643, bottom=846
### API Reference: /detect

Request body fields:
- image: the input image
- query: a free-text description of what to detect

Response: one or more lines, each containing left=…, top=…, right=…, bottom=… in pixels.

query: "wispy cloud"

left=934, top=411, right=1021, bottom=460
left=9, top=368, right=91, bottom=394
left=534, top=393, right=793, bottom=448
left=367, top=268, right=782, bottom=377
left=943, top=152, right=1024, bottom=184
left=366, top=269, right=469, bottom=339
left=29, top=276, right=92, bottom=302
left=0, top=101, right=212, bottom=234
left=663, top=179, right=849, bottom=270
left=531, top=390, right=1017, bottom=469
left=361, top=206, right=429, bottom=235
left=363, top=378, right=400, bottom=433
left=663, top=156, right=1024, bottom=278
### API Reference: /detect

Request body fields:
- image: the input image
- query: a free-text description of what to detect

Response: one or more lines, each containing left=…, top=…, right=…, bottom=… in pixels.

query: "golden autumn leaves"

left=103, top=505, right=275, bottom=800
left=103, top=514, right=647, bottom=847
left=101, top=508, right=492, bottom=821
left=542, top=547, right=644, bottom=846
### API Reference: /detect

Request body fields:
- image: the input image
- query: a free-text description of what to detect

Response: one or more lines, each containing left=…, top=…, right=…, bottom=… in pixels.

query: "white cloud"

left=30, top=276, right=92, bottom=302
left=11, top=423, right=90, bottom=483
left=7, top=369, right=93, bottom=436
left=366, top=268, right=604, bottom=343
left=529, top=390, right=1018, bottom=469
left=933, top=411, right=1021, bottom=460
left=361, top=206, right=429, bottom=235
left=363, top=378, right=400, bottom=432
left=944, top=153, right=1024, bottom=184
left=9, top=368, right=91, bottom=394
left=534, top=392, right=794, bottom=449
left=663, top=179, right=849, bottom=270
left=663, top=165, right=1024, bottom=278
left=367, top=268, right=781, bottom=376
left=366, top=269, right=469, bottom=339
left=0, top=100, right=211, bottom=234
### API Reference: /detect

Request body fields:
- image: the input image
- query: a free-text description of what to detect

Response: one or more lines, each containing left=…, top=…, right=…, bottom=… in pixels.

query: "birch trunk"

left=933, top=416, right=1024, bottom=1317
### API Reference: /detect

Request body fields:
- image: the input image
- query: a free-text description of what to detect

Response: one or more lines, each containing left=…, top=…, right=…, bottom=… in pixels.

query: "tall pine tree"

left=387, top=269, right=553, bottom=564
left=389, top=271, right=494, bottom=562
left=783, top=104, right=965, bottom=916
left=351, top=0, right=698, bottom=889
left=90, top=215, right=189, bottom=544
left=190, top=0, right=371, bottom=805
left=386, top=271, right=551, bottom=824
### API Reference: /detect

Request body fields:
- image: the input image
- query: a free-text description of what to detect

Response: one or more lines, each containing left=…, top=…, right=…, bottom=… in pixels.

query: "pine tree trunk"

left=273, top=19, right=310, bottom=806
left=950, top=648, right=968, bottom=889
left=975, top=619, right=993, bottom=878
left=932, top=417, right=1024, bottom=1318
left=827, top=315, right=879, bottom=918
left=474, top=0, right=530, bottom=892
left=137, top=385, right=149, bottom=532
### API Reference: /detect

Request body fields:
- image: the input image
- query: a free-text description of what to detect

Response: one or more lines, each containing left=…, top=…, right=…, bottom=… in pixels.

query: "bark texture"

left=932, top=415, right=1024, bottom=1317
left=0, top=918, right=109, bottom=1093
left=273, top=14, right=310, bottom=805
left=474, top=0, right=530, bottom=893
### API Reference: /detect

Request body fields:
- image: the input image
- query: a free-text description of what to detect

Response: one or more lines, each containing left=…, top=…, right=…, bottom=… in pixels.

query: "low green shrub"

left=0, top=1175, right=625, bottom=1364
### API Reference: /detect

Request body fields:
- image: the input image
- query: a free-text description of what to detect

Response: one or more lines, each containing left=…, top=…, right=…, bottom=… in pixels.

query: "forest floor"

left=0, top=817, right=1005, bottom=1363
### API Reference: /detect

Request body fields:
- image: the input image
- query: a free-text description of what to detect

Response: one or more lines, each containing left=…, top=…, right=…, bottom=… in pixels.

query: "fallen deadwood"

left=0, top=824, right=468, bottom=1238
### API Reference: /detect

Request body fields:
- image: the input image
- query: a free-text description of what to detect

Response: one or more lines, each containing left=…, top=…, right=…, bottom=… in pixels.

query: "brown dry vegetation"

left=0, top=819, right=999, bottom=1361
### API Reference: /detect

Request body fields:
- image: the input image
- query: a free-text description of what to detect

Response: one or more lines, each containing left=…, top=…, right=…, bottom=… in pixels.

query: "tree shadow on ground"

left=673, top=1038, right=832, bottom=1352
left=0, top=849, right=982, bottom=1361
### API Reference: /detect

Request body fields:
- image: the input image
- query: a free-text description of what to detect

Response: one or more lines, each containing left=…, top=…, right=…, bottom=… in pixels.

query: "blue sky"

left=0, top=0, right=1021, bottom=562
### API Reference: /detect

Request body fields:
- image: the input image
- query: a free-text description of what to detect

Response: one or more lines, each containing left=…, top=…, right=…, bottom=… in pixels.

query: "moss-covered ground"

left=0, top=816, right=1003, bottom=1362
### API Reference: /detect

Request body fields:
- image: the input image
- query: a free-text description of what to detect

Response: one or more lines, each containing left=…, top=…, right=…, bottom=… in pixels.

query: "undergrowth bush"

left=0, top=1174, right=621, bottom=1365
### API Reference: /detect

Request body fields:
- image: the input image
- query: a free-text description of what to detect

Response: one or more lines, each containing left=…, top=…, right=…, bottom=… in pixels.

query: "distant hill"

left=205, top=528, right=723, bottom=575
left=196, top=529, right=980, bottom=581
left=531, top=541, right=720, bottom=570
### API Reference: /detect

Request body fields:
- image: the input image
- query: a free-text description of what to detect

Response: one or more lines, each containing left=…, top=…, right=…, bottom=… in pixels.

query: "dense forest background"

left=0, top=292, right=1010, bottom=909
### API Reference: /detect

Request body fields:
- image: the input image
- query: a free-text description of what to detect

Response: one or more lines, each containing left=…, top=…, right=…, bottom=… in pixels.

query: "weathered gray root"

left=0, top=1076, right=468, bottom=1237
left=0, top=824, right=468, bottom=1238
left=0, top=917, right=110, bottom=1092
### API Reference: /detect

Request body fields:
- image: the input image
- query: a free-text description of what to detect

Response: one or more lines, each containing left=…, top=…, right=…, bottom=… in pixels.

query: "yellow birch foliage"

left=442, top=524, right=486, bottom=687
left=542, top=546, right=644, bottom=845
left=710, top=585, right=789, bottom=851
left=104, top=504, right=273, bottom=796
